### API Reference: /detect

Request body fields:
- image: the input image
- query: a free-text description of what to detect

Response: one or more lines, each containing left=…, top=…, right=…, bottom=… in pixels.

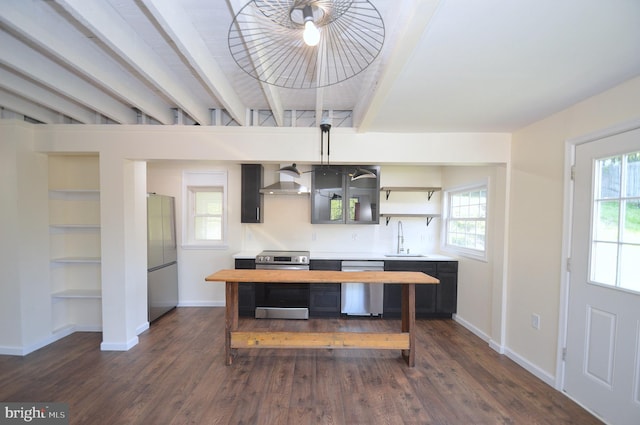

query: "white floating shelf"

left=51, top=257, right=101, bottom=263
left=380, top=213, right=441, bottom=226
left=52, top=289, right=101, bottom=299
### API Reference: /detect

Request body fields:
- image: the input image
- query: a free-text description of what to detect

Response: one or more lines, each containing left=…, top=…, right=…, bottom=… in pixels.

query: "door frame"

left=557, top=117, right=640, bottom=395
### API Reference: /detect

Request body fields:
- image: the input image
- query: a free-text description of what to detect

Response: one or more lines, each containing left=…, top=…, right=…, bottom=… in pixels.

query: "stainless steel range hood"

left=260, top=180, right=309, bottom=195
left=259, top=167, right=310, bottom=195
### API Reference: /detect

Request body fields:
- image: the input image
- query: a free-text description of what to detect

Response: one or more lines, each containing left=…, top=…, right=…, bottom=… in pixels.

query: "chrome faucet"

left=397, top=221, right=404, bottom=254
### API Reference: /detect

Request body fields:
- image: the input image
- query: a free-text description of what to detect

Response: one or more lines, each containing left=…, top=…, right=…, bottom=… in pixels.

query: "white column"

left=99, top=154, right=148, bottom=350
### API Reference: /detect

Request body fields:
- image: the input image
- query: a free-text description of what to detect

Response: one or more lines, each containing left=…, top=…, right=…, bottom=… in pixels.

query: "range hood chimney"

left=260, top=165, right=310, bottom=195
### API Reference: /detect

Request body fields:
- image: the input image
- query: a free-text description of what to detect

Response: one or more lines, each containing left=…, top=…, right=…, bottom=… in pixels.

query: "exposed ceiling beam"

left=140, top=0, right=247, bottom=126
left=354, top=0, right=442, bottom=132
left=0, top=31, right=138, bottom=124
left=54, top=0, right=211, bottom=125
left=0, top=88, right=63, bottom=124
left=227, top=0, right=284, bottom=126
left=0, top=0, right=174, bottom=125
left=0, top=67, right=97, bottom=124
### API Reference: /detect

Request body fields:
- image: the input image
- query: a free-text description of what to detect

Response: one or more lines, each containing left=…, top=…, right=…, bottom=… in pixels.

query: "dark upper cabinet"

left=241, top=164, right=264, bottom=223
left=383, top=260, right=457, bottom=318
left=311, top=165, right=380, bottom=224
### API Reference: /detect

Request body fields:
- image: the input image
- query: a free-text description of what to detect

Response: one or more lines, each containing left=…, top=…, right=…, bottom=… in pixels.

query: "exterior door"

left=564, top=127, right=640, bottom=425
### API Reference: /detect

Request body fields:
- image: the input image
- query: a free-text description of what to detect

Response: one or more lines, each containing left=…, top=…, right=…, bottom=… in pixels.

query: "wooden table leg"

left=401, top=283, right=416, bottom=367
left=225, top=281, right=238, bottom=365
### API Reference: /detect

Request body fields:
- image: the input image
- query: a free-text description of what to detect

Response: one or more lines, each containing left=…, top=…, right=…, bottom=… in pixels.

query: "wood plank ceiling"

left=0, top=0, right=639, bottom=132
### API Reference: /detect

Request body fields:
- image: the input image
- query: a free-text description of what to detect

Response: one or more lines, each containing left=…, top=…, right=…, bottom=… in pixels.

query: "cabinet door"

left=346, top=166, right=380, bottom=224
left=384, top=261, right=437, bottom=318
left=311, top=167, right=344, bottom=223
left=234, top=258, right=255, bottom=317
left=309, top=259, right=341, bottom=317
left=311, top=165, right=380, bottom=224
left=241, top=164, right=263, bottom=223
left=309, top=285, right=341, bottom=317
left=436, top=262, right=458, bottom=314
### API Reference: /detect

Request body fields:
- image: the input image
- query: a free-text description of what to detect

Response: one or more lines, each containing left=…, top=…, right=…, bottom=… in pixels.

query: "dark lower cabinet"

left=435, top=262, right=458, bottom=314
left=234, top=258, right=255, bottom=317
left=383, top=261, right=457, bottom=318
left=234, top=257, right=456, bottom=319
left=309, top=260, right=341, bottom=317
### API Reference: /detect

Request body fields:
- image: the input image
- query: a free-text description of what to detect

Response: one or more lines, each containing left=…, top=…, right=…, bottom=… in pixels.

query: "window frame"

left=442, top=181, right=489, bottom=261
left=182, top=171, right=228, bottom=250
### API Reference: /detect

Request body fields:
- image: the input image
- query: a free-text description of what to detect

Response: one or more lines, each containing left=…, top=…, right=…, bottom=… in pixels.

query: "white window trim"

left=182, top=171, right=228, bottom=250
left=441, top=179, right=489, bottom=262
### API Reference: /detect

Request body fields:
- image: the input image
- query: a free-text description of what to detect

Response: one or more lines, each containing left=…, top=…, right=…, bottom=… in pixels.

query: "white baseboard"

left=100, top=336, right=139, bottom=351
left=178, top=300, right=225, bottom=307
left=504, top=347, right=556, bottom=387
left=489, top=339, right=506, bottom=354
left=136, top=322, right=150, bottom=335
left=453, top=314, right=491, bottom=342
left=453, top=315, right=554, bottom=386
left=0, top=345, right=28, bottom=356
left=0, top=325, right=101, bottom=356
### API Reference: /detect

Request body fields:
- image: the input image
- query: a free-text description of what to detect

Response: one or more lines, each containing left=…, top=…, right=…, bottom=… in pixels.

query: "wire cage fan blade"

left=228, top=0, right=385, bottom=89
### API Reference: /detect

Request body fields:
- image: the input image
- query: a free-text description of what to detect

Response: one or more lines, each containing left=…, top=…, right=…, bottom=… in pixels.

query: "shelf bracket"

left=427, top=190, right=435, bottom=201
left=385, top=190, right=392, bottom=200
left=385, top=216, right=391, bottom=225
left=426, top=217, right=434, bottom=226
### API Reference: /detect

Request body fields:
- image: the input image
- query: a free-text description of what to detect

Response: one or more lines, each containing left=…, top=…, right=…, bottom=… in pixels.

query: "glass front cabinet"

left=311, top=165, right=380, bottom=224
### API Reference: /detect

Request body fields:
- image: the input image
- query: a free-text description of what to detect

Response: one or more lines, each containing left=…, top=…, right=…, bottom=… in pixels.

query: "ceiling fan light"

left=303, top=20, right=320, bottom=46
left=278, top=163, right=301, bottom=177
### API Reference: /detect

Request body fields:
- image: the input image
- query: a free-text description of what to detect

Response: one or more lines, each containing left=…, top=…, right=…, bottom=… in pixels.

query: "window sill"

left=442, top=245, right=487, bottom=262
left=182, top=244, right=229, bottom=250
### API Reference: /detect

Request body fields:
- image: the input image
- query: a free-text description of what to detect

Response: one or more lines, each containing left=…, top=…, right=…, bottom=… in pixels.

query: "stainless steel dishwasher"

left=341, top=261, right=384, bottom=316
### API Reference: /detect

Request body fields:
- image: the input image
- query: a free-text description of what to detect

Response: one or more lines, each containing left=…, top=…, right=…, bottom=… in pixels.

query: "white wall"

left=2, top=120, right=511, bottom=353
left=0, top=122, right=50, bottom=354
left=441, top=165, right=508, bottom=350
left=507, top=76, right=640, bottom=380
left=147, top=162, right=446, bottom=307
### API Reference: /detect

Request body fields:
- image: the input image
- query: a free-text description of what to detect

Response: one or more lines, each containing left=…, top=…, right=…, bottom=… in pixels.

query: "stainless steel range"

left=254, top=250, right=310, bottom=319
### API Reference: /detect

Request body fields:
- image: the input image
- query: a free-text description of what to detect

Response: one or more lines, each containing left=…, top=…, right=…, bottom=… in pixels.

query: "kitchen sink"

left=384, top=254, right=427, bottom=257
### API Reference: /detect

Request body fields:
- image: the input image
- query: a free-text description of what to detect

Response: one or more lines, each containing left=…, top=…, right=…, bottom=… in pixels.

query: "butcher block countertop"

left=206, top=269, right=439, bottom=284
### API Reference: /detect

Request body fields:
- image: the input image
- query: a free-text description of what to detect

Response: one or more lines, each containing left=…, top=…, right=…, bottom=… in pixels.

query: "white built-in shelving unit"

left=48, top=156, right=102, bottom=333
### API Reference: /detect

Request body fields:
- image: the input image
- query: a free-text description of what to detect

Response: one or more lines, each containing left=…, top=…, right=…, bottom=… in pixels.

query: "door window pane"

left=591, top=242, right=617, bottom=286
left=625, top=152, right=640, bottom=197
left=590, top=151, right=640, bottom=293
left=594, top=200, right=619, bottom=242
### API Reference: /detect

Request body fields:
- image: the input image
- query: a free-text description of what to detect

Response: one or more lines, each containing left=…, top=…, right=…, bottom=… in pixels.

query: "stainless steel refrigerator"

left=147, top=193, right=178, bottom=322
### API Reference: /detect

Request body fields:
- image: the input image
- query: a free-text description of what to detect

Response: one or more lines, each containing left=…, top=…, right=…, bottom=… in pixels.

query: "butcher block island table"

left=205, top=269, right=439, bottom=367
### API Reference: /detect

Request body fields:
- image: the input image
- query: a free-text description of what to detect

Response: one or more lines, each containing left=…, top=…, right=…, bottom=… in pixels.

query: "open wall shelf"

left=381, top=187, right=441, bottom=201
left=380, top=213, right=440, bottom=226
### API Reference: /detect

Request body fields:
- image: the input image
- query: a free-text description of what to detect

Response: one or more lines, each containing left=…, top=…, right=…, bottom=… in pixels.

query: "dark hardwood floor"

left=0, top=308, right=601, bottom=425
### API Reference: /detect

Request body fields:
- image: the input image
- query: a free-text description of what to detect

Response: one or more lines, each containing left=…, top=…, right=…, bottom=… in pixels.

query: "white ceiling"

left=0, top=0, right=639, bottom=132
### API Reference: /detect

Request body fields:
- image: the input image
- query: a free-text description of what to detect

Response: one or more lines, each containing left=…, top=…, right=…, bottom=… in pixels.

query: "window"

left=590, top=151, right=640, bottom=292
left=183, top=171, right=227, bottom=248
left=444, top=184, right=487, bottom=258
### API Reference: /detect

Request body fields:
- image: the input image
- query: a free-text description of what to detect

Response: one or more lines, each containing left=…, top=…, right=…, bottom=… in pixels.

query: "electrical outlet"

left=531, top=314, right=541, bottom=330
